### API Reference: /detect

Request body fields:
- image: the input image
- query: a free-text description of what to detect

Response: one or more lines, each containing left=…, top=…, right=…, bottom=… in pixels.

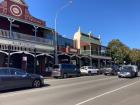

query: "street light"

left=54, top=1, right=72, bottom=65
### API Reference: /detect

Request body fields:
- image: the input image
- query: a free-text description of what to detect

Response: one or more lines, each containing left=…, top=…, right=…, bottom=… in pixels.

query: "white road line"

left=0, top=77, right=116, bottom=98
left=46, top=76, right=116, bottom=84
left=75, top=80, right=140, bottom=105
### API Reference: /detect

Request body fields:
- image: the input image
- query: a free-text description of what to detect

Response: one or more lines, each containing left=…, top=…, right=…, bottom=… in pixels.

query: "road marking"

left=0, top=77, right=116, bottom=98
left=75, top=79, right=140, bottom=105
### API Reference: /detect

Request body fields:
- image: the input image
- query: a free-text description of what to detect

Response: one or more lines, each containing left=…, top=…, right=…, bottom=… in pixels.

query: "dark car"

left=104, top=65, right=119, bottom=76
left=118, top=66, right=136, bottom=78
left=0, top=67, right=44, bottom=91
left=52, top=64, right=80, bottom=78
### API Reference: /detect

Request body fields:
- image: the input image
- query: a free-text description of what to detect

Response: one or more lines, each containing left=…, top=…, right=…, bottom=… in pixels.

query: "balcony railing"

left=0, top=29, right=53, bottom=46
left=80, top=50, right=111, bottom=57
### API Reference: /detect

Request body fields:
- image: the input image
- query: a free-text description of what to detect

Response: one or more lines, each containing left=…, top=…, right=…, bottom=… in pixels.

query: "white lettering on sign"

left=12, top=41, right=35, bottom=48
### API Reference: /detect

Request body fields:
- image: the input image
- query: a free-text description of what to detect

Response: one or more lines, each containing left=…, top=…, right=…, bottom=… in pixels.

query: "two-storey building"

left=57, top=34, right=79, bottom=65
left=74, top=28, right=112, bottom=68
left=0, top=0, right=54, bottom=75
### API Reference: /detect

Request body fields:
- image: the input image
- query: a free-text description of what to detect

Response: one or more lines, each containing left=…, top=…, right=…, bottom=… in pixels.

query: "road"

left=0, top=75, right=140, bottom=105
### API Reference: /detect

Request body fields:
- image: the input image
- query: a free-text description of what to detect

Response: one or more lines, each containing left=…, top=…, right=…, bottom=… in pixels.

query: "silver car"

left=0, top=67, right=44, bottom=91
left=118, top=66, right=136, bottom=78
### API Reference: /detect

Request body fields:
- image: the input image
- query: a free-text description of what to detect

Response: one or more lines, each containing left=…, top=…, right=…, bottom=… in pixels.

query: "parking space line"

left=75, top=80, right=140, bottom=105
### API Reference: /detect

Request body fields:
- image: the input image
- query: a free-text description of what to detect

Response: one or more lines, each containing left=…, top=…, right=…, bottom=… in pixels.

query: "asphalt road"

left=0, top=75, right=140, bottom=105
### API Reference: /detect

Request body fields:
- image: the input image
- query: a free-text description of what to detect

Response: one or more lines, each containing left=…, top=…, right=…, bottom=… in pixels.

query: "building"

left=74, top=27, right=112, bottom=68
left=0, top=0, right=112, bottom=76
left=57, top=34, right=79, bottom=65
left=0, top=0, right=54, bottom=75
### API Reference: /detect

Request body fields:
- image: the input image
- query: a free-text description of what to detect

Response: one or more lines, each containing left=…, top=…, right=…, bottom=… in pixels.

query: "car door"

left=81, top=67, right=87, bottom=74
left=10, top=68, right=32, bottom=88
left=0, top=68, right=15, bottom=90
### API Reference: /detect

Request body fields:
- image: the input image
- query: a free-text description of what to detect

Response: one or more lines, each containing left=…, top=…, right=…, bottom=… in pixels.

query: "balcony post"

left=79, top=57, right=81, bottom=68
left=34, top=48, right=37, bottom=74
left=8, top=45, right=11, bottom=67
left=98, top=58, right=100, bottom=69
left=8, top=18, right=15, bottom=38
left=104, top=59, right=107, bottom=67
left=34, top=26, right=38, bottom=41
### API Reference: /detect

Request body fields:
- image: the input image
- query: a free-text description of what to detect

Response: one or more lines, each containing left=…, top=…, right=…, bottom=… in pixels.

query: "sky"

left=26, top=0, right=140, bottom=49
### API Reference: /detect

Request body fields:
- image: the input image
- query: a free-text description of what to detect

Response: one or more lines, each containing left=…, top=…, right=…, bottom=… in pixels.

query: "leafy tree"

left=129, top=49, right=140, bottom=65
left=108, top=39, right=130, bottom=64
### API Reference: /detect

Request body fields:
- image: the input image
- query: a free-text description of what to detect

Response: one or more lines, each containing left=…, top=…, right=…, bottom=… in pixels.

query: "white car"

left=80, top=66, right=99, bottom=75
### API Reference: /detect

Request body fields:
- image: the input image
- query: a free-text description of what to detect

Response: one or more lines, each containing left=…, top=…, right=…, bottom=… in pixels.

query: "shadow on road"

left=0, top=84, right=51, bottom=94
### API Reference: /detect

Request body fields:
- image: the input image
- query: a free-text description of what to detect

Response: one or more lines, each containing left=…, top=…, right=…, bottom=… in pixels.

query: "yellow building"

left=74, top=27, right=112, bottom=68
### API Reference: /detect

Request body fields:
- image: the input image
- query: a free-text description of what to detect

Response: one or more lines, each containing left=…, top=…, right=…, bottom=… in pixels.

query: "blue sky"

left=26, top=0, right=140, bottom=49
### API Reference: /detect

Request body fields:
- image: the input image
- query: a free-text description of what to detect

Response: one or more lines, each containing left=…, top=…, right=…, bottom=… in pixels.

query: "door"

left=0, top=68, right=15, bottom=90
left=10, top=68, right=32, bottom=88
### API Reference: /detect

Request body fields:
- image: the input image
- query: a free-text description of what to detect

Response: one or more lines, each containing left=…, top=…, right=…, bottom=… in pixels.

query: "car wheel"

left=77, top=73, right=80, bottom=77
left=33, top=80, right=41, bottom=88
left=135, top=73, right=138, bottom=77
left=88, top=71, right=92, bottom=76
left=97, top=71, right=100, bottom=75
left=63, top=73, right=67, bottom=78
left=118, top=76, right=121, bottom=78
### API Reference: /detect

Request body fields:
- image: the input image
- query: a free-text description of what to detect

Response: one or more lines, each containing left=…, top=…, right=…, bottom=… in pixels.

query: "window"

left=84, top=46, right=86, bottom=50
left=16, top=70, right=26, bottom=75
left=0, top=69, right=10, bottom=75
left=10, top=69, right=26, bottom=75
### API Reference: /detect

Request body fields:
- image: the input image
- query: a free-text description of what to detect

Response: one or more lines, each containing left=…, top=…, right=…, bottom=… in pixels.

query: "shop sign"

left=69, top=48, right=78, bottom=53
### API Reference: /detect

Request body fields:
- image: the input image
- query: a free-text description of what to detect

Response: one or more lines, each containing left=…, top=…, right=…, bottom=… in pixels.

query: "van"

left=52, top=64, right=80, bottom=78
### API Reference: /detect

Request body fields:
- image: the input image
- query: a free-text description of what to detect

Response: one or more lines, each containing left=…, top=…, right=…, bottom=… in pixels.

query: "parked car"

left=52, top=64, right=80, bottom=78
left=104, top=66, right=119, bottom=76
left=80, top=66, right=99, bottom=75
left=119, top=65, right=138, bottom=77
left=98, top=67, right=105, bottom=74
left=118, top=66, right=136, bottom=78
left=0, top=67, right=44, bottom=91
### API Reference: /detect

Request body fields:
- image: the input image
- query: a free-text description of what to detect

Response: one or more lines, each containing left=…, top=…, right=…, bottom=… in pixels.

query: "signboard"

left=0, top=38, right=54, bottom=51
left=0, top=0, right=46, bottom=27
left=69, top=48, right=78, bottom=53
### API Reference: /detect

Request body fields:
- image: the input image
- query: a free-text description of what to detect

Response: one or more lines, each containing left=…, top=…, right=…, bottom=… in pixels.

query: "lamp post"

left=89, top=33, right=92, bottom=66
left=54, top=1, right=72, bottom=65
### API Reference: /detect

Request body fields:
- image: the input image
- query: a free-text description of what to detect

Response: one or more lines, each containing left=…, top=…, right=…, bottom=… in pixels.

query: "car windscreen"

left=121, top=67, right=133, bottom=72
left=88, top=67, right=93, bottom=69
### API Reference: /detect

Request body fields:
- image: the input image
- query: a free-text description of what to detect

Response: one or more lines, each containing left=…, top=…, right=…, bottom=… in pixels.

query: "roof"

left=81, top=32, right=100, bottom=40
left=10, top=0, right=28, bottom=6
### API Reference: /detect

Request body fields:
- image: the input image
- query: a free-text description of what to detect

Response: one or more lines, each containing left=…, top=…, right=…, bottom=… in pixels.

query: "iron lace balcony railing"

left=80, top=50, right=111, bottom=57
left=0, top=29, right=53, bottom=46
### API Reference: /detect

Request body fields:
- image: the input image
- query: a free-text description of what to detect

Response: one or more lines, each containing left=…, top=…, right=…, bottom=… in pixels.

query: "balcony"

left=0, top=29, right=53, bottom=46
left=80, top=50, right=111, bottom=57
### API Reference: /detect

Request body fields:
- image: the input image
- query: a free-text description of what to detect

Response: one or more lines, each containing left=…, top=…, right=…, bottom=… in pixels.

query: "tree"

left=129, top=49, right=140, bottom=65
left=108, top=39, right=130, bottom=64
